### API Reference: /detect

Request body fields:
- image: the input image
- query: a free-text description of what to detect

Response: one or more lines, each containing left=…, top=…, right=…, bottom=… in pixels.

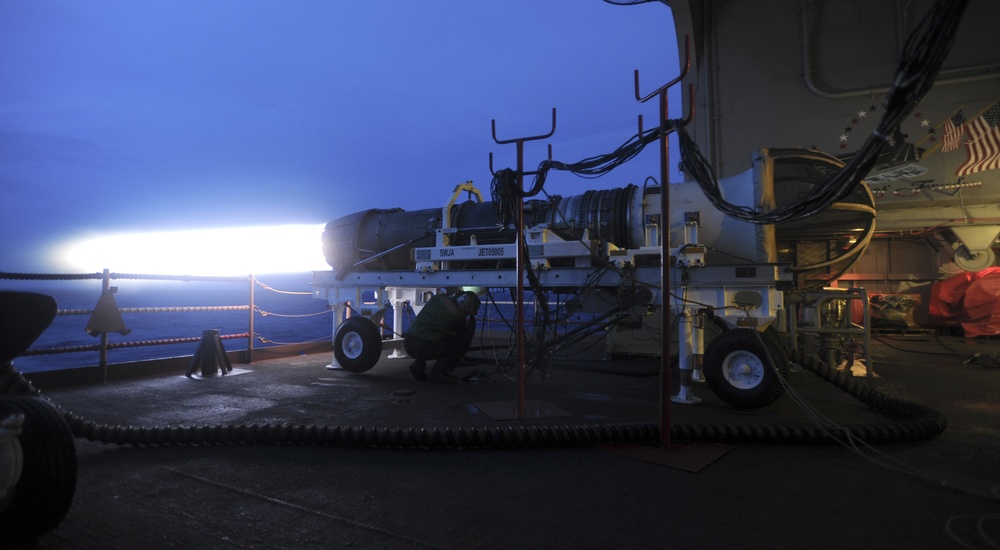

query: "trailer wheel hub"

left=342, top=332, right=365, bottom=360
left=722, top=351, right=765, bottom=390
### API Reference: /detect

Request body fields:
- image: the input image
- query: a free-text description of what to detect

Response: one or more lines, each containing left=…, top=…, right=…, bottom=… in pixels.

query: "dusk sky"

left=1, top=1, right=680, bottom=275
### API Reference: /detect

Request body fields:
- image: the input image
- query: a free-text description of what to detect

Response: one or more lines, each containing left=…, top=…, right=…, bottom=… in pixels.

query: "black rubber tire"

left=0, top=396, right=77, bottom=545
left=333, top=317, right=383, bottom=373
left=703, top=328, right=785, bottom=409
left=0, top=292, right=57, bottom=365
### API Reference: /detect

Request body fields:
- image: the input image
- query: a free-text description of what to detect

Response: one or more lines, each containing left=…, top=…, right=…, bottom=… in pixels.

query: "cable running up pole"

left=634, top=35, right=692, bottom=450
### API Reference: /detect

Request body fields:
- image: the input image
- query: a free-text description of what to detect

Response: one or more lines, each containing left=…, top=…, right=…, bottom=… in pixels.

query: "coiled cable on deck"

left=1, top=349, right=945, bottom=449
left=60, top=420, right=662, bottom=450
left=670, top=349, right=946, bottom=445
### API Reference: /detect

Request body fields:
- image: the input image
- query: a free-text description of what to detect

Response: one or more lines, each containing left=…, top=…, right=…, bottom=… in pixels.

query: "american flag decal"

left=941, top=110, right=965, bottom=152
left=956, top=103, right=1000, bottom=176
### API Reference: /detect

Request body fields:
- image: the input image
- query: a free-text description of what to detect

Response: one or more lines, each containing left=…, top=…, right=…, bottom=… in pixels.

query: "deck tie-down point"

left=186, top=329, right=233, bottom=378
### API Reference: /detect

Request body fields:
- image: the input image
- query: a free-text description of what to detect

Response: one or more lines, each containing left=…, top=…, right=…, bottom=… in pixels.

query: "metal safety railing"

left=0, top=269, right=330, bottom=382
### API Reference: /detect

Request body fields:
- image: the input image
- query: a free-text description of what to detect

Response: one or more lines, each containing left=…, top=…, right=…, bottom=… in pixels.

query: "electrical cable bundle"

left=488, top=128, right=657, bottom=369
left=496, top=0, right=966, bottom=229
left=680, top=0, right=969, bottom=225
left=533, top=127, right=660, bottom=190
left=490, top=168, right=519, bottom=229
left=488, top=125, right=664, bottom=372
left=486, top=0, right=969, bottom=380
left=489, top=128, right=661, bottom=228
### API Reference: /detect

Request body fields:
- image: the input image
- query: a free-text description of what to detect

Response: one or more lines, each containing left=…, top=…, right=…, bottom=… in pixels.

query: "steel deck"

left=14, top=334, right=1000, bottom=549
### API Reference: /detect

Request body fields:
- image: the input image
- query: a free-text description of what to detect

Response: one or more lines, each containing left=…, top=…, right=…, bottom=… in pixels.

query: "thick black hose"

left=1, top=350, right=945, bottom=449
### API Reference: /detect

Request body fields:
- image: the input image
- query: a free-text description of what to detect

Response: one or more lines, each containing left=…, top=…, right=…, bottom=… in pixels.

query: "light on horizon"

left=52, top=224, right=329, bottom=276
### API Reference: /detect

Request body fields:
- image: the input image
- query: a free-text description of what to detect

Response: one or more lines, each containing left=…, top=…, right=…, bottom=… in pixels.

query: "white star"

left=839, top=134, right=848, bottom=142
left=857, top=110, right=867, bottom=118
left=920, top=119, right=930, bottom=127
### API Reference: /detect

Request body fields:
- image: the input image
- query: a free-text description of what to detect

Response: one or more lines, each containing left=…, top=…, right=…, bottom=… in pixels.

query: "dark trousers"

left=403, top=319, right=474, bottom=372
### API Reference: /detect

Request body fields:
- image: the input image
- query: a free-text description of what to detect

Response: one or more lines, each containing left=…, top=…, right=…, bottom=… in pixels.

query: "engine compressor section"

left=311, top=147, right=875, bottom=409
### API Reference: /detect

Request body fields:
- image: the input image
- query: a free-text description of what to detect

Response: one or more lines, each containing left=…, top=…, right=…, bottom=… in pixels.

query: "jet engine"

left=312, top=147, right=876, bottom=409
left=322, top=148, right=875, bottom=286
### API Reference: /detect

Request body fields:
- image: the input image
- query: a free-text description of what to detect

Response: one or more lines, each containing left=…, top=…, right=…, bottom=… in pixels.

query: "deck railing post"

left=247, top=274, right=255, bottom=364
left=100, top=268, right=110, bottom=383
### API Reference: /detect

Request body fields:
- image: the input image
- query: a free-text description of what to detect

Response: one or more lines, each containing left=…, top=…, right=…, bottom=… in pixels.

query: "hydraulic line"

left=1, top=348, right=944, bottom=449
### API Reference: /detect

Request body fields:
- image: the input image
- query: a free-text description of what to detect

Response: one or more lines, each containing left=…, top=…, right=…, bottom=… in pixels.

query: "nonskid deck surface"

left=21, top=334, right=1000, bottom=549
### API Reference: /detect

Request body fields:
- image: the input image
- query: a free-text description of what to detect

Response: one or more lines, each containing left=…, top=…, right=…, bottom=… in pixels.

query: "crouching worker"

left=404, top=290, right=481, bottom=384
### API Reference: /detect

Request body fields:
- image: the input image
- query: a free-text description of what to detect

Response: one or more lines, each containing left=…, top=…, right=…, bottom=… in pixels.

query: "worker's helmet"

left=456, top=291, right=481, bottom=314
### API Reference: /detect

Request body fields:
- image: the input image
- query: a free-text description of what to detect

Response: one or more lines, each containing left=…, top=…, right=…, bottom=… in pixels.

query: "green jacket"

left=407, top=294, right=467, bottom=342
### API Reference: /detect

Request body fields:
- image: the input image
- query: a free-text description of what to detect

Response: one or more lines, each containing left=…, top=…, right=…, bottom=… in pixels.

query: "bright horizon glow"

left=52, top=224, right=330, bottom=276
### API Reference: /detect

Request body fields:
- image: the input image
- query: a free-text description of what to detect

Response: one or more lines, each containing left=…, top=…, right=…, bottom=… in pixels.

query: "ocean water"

left=2, top=272, right=333, bottom=373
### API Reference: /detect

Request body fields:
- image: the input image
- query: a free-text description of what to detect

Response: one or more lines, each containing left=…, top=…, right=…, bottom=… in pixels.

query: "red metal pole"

left=247, top=274, right=255, bottom=364
left=100, top=268, right=110, bottom=383
left=659, top=90, right=672, bottom=449
left=490, top=108, right=556, bottom=421
left=515, top=141, right=526, bottom=420
left=636, top=36, right=689, bottom=450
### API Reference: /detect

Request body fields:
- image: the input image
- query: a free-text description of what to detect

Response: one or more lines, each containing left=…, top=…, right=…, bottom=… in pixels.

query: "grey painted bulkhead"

left=667, top=0, right=1000, bottom=321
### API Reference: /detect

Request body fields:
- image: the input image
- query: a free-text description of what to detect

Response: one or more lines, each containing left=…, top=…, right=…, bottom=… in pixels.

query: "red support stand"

left=634, top=35, right=693, bottom=449
left=489, top=109, right=556, bottom=420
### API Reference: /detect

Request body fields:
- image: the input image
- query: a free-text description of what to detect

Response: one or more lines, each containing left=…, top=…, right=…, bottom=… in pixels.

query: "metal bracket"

left=488, top=107, right=557, bottom=177
left=635, top=35, right=694, bottom=135
left=632, top=34, right=694, bottom=449
left=486, top=107, right=558, bottom=421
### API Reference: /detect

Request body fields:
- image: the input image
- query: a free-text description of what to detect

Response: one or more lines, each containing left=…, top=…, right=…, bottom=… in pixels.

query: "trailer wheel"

left=0, top=396, right=77, bottom=545
left=334, top=317, right=383, bottom=373
left=704, top=328, right=785, bottom=409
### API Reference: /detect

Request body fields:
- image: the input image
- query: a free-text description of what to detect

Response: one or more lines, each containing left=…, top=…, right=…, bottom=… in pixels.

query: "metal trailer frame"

left=311, top=211, right=795, bottom=410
